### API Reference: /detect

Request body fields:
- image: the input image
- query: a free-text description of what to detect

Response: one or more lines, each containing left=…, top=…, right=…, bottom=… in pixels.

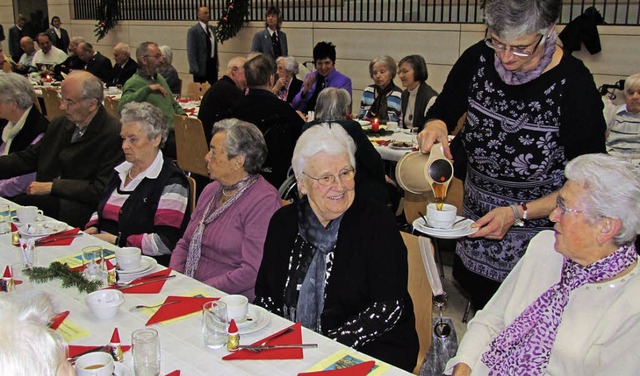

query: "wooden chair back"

left=32, top=92, right=43, bottom=114
left=41, top=87, right=64, bottom=120
left=104, top=96, right=121, bottom=120
left=185, top=175, right=197, bottom=214
left=186, top=82, right=210, bottom=98
left=2, top=61, right=11, bottom=73
left=401, top=231, right=433, bottom=374
left=173, top=115, right=210, bottom=178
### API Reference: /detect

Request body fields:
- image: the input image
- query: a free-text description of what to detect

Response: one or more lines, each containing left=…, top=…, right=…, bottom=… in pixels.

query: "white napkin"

left=418, top=236, right=444, bottom=296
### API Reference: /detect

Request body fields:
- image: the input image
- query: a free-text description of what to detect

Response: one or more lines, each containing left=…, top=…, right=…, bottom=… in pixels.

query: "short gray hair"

left=624, top=73, right=640, bottom=93
left=315, top=88, right=351, bottom=121
left=71, top=36, right=85, bottom=45
left=114, top=42, right=131, bottom=56
left=369, top=55, right=397, bottom=79
left=0, top=72, right=35, bottom=110
left=484, top=0, right=561, bottom=40
left=159, top=45, right=173, bottom=65
left=292, top=123, right=356, bottom=179
left=120, top=102, right=169, bottom=147
left=211, top=118, right=267, bottom=175
left=68, top=70, right=104, bottom=103
left=136, top=41, right=157, bottom=61
left=276, top=56, right=299, bottom=76
left=565, top=153, right=640, bottom=246
left=0, top=292, right=67, bottom=376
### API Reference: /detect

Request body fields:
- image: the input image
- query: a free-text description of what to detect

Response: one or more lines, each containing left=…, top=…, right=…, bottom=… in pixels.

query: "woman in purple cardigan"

left=170, top=118, right=281, bottom=300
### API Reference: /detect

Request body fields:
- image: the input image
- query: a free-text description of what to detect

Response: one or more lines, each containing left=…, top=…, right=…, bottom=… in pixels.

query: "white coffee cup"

left=75, top=351, right=115, bottom=376
left=14, top=206, right=43, bottom=223
left=115, top=247, right=142, bottom=271
left=387, top=121, right=399, bottom=131
left=220, top=294, right=248, bottom=321
left=426, top=203, right=457, bottom=229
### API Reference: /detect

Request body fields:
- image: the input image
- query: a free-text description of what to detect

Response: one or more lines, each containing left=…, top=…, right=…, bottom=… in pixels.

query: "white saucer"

left=18, top=220, right=68, bottom=237
left=388, top=144, right=415, bottom=150
left=413, top=217, right=479, bottom=239
left=117, top=256, right=157, bottom=275
left=213, top=305, right=271, bottom=334
left=114, top=362, right=132, bottom=376
left=357, top=119, right=371, bottom=127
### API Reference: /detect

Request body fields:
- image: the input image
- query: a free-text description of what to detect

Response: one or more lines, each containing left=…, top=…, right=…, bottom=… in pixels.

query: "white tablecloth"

left=0, top=197, right=411, bottom=375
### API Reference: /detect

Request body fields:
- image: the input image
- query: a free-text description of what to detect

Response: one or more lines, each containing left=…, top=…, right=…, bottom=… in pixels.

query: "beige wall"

left=1, top=0, right=638, bottom=104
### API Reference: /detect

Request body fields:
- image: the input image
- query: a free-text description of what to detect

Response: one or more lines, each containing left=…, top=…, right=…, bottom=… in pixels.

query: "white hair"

left=292, top=123, right=356, bottom=179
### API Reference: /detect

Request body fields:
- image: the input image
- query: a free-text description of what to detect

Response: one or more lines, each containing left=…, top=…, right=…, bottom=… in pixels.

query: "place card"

left=57, top=319, right=90, bottom=342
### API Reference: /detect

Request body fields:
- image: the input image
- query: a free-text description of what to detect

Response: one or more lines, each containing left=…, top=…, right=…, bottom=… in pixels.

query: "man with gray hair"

left=232, top=53, right=304, bottom=187
left=77, top=41, right=113, bottom=83
left=0, top=71, right=123, bottom=227
left=158, top=45, right=181, bottom=95
left=198, top=56, right=247, bottom=143
left=13, top=36, right=36, bottom=74
left=53, top=36, right=85, bottom=80
left=111, top=42, right=137, bottom=87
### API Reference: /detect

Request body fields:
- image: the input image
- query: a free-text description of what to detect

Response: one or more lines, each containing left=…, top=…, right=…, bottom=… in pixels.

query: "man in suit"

left=53, top=36, right=85, bottom=80
left=232, top=53, right=304, bottom=188
left=198, top=56, right=247, bottom=143
left=8, top=15, right=27, bottom=63
left=187, top=7, right=218, bottom=85
left=110, top=42, right=137, bottom=87
left=46, top=16, right=70, bottom=54
left=0, top=71, right=123, bottom=227
left=77, top=41, right=112, bottom=84
left=250, top=6, right=288, bottom=61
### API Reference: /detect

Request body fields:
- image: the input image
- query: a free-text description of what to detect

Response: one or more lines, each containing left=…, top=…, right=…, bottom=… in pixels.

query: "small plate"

left=388, top=144, right=415, bottom=150
left=213, top=305, right=271, bottom=334
left=18, top=221, right=68, bottom=237
left=357, top=119, right=371, bottom=127
left=114, top=363, right=132, bottom=376
left=412, top=217, right=479, bottom=239
left=117, top=256, right=157, bottom=275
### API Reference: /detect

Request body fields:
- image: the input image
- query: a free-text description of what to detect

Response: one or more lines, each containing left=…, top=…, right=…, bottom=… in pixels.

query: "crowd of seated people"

left=2, top=2, right=640, bottom=373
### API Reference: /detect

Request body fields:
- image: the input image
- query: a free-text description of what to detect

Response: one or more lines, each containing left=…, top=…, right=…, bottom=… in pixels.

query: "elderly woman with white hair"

left=85, top=102, right=189, bottom=266
left=272, top=55, right=302, bottom=104
left=158, top=45, right=181, bottom=95
left=447, top=153, right=640, bottom=376
left=254, top=123, right=418, bottom=371
left=607, top=73, right=640, bottom=174
left=358, top=55, right=403, bottom=123
left=0, top=72, right=48, bottom=197
left=0, top=292, right=73, bottom=376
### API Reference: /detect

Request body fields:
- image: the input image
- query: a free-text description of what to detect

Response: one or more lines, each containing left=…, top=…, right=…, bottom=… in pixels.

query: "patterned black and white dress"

left=428, top=41, right=606, bottom=282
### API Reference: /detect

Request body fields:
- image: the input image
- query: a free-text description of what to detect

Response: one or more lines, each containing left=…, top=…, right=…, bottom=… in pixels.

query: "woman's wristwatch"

left=510, top=202, right=528, bottom=227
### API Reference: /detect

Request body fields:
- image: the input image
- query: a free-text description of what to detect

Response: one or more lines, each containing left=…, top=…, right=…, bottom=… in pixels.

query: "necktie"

left=271, top=32, right=282, bottom=58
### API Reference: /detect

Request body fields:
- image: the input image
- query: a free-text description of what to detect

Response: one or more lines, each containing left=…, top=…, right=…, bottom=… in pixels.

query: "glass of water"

left=132, top=328, right=161, bottom=376
left=0, top=204, right=11, bottom=234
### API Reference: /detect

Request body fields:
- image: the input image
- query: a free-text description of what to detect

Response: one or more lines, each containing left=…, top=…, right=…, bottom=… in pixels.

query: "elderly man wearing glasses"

left=417, top=0, right=607, bottom=311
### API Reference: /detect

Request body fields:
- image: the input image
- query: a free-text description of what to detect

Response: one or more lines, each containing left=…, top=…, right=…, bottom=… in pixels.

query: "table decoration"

left=222, top=322, right=305, bottom=360
left=145, top=295, right=219, bottom=326
left=165, top=371, right=181, bottom=376
left=57, top=319, right=91, bottom=342
left=49, top=310, right=70, bottom=330
left=112, top=268, right=173, bottom=293
left=24, top=261, right=103, bottom=293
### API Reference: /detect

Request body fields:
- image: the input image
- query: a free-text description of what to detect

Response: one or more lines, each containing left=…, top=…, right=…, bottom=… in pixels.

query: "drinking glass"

left=132, top=328, right=161, bottom=376
left=0, top=204, right=11, bottom=234
left=82, top=246, right=105, bottom=281
left=202, top=301, right=228, bottom=348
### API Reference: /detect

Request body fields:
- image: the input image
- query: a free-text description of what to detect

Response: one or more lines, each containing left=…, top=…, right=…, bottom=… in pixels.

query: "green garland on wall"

left=216, top=0, right=250, bottom=44
left=94, top=0, right=121, bottom=41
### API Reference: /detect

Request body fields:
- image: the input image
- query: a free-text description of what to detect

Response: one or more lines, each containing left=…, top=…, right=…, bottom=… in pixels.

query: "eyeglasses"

left=303, top=168, right=356, bottom=186
left=484, top=31, right=545, bottom=57
left=60, top=95, right=87, bottom=107
left=143, top=54, right=162, bottom=59
left=555, top=196, right=584, bottom=216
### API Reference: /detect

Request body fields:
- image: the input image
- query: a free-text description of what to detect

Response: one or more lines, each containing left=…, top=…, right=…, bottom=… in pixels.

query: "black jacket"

left=110, top=58, right=138, bottom=87
left=401, top=81, right=438, bottom=131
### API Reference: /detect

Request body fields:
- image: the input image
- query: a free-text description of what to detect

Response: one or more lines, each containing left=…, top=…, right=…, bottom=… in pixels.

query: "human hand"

left=26, top=182, right=53, bottom=195
left=451, top=363, right=472, bottom=376
left=469, top=206, right=515, bottom=240
left=84, top=227, right=98, bottom=235
left=149, top=84, right=169, bottom=97
left=417, top=119, right=452, bottom=158
left=91, top=232, right=118, bottom=245
left=295, top=110, right=307, bottom=121
left=302, top=73, right=316, bottom=95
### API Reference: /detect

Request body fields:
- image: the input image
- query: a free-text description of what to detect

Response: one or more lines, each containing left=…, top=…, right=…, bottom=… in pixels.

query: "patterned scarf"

left=366, top=82, right=396, bottom=121
left=481, top=243, right=638, bottom=375
left=494, top=30, right=558, bottom=86
left=184, top=174, right=258, bottom=278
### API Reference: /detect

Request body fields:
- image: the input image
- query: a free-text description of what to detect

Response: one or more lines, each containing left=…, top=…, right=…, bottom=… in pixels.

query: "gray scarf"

left=494, top=30, right=558, bottom=85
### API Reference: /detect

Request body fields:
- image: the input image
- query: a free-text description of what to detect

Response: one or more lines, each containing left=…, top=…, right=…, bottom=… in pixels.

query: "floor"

left=440, top=264, right=471, bottom=339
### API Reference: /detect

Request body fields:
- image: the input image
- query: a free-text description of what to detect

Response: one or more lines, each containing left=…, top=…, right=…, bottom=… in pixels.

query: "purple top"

left=0, top=134, right=43, bottom=197
left=292, top=69, right=352, bottom=112
left=169, top=176, right=281, bottom=300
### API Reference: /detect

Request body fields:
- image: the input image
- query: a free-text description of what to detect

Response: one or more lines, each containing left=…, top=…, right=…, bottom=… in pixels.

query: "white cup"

left=75, top=351, right=115, bottom=376
left=115, top=247, right=142, bottom=271
left=426, top=203, right=457, bottom=229
left=220, top=294, right=248, bottom=321
left=14, top=206, right=43, bottom=224
left=387, top=121, right=399, bottom=131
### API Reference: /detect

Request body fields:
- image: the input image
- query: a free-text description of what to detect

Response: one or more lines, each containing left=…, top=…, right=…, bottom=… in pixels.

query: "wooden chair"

left=104, top=96, right=121, bottom=120
left=186, top=82, right=210, bottom=98
left=173, top=115, right=210, bottom=178
left=2, top=61, right=11, bottom=73
left=401, top=232, right=433, bottom=374
left=185, top=175, right=197, bottom=214
left=32, top=92, right=43, bottom=114
left=41, top=87, right=64, bottom=120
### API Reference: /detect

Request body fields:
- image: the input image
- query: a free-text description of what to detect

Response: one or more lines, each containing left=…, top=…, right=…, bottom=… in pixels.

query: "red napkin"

left=165, top=371, right=181, bottom=376
left=146, top=295, right=218, bottom=326
left=113, top=268, right=172, bottom=294
left=67, top=344, right=131, bottom=358
left=297, top=361, right=376, bottom=376
left=49, top=311, right=70, bottom=330
left=35, top=228, right=80, bottom=246
left=223, top=322, right=304, bottom=361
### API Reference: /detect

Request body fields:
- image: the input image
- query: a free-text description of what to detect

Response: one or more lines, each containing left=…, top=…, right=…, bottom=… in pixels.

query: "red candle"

left=372, top=118, right=380, bottom=132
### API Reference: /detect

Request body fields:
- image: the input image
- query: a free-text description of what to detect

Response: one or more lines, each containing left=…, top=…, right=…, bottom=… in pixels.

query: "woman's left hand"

left=91, top=232, right=118, bottom=245
left=27, top=182, right=53, bottom=195
left=469, top=206, right=514, bottom=240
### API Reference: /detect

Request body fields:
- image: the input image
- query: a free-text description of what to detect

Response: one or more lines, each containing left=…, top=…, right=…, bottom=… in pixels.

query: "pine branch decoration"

left=216, top=0, right=250, bottom=44
left=24, top=262, right=103, bottom=293
left=94, top=0, right=121, bottom=41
